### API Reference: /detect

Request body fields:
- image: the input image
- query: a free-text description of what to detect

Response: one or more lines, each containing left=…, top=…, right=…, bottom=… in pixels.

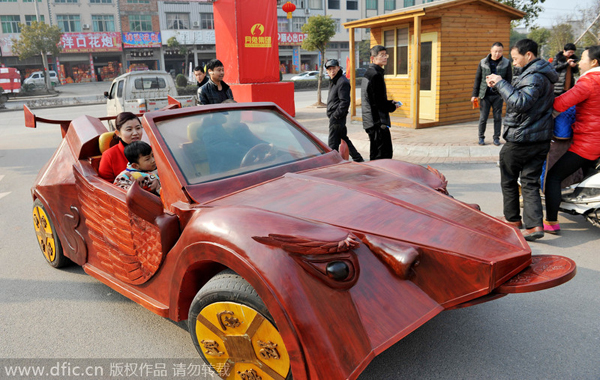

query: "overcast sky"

left=534, top=0, right=597, bottom=27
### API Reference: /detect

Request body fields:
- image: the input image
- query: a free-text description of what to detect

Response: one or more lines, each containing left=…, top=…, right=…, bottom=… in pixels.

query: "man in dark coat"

left=325, top=59, right=364, bottom=162
left=197, top=59, right=234, bottom=105
left=471, top=42, right=513, bottom=146
left=360, top=45, right=400, bottom=160
left=552, top=42, right=579, bottom=96
left=487, top=39, right=558, bottom=241
left=194, top=65, right=209, bottom=88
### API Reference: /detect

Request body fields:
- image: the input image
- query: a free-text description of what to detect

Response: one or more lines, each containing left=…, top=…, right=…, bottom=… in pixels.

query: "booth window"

left=383, top=27, right=408, bottom=76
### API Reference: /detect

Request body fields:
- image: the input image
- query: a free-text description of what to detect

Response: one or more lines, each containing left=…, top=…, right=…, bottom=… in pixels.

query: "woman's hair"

left=115, top=112, right=140, bottom=131
left=586, top=45, right=600, bottom=63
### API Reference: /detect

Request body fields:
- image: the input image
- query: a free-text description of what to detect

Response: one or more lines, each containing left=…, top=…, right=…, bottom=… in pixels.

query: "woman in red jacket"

left=98, top=112, right=144, bottom=182
left=545, top=45, right=600, bottom=233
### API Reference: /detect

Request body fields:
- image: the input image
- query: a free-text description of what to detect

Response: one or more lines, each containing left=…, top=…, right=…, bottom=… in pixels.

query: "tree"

left=528, top=27, right=551, bottom=58
left=499, top=0, right=546, bottom=27
left=301, top=15, right=336, bottom=106
left=547, top=23, right=575, bottom=58
left=167, top=36, right=192, bottom=79
left=510, top=28, right=527, bottom=48
left=574, top=0, right=600, bottom=48
left=12, top=21, right=62, bottom=92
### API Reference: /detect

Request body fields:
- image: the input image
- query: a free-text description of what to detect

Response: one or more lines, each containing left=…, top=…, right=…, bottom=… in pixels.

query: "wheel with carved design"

left=32, top=199, right=70, bottom=268
left=188, top=270, right=292, bottom=380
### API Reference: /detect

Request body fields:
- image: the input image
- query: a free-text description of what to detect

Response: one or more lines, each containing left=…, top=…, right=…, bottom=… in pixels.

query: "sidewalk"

left=1, top=82, right=501, bottom=164
left=295, top=106, right=501, bottom=164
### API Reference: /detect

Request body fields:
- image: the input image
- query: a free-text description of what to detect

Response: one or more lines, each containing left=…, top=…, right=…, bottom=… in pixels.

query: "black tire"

left=32, top=199, right=70, bottom=268
left=188, top=269, right=292, bottom=380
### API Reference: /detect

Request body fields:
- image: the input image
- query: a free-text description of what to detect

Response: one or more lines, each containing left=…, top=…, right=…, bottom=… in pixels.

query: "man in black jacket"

left=487, top=39, right=558, bottom=241
left=552, top=43, right=579, bottom=96
left=198, top=59, right=234, bottom=105
left=325, top=59, right=364, bottom=162
left=471, top=42, right=512, bottom=146
left=194, top=65, right=209, bottom=88
left=361, top=45, right=400, bottom=160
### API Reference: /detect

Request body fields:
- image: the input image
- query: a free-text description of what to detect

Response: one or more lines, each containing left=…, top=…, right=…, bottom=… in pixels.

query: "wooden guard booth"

left=344, top=0, right=524, bottom=129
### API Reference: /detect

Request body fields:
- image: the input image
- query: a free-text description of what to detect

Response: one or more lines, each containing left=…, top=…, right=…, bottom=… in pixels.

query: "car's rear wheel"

left=32, top=199, right=70, bottom=268
left=189, top=270, right=292, bottom=380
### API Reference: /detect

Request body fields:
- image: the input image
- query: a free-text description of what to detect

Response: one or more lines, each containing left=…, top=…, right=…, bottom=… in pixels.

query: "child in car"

left=113, top=141, right=161, bottom=195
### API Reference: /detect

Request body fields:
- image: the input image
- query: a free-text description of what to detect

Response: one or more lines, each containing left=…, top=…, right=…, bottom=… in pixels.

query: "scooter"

left=559, top=159, right=600, bottom=228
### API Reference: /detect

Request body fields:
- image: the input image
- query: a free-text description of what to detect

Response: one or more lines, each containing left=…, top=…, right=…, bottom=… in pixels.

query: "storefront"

left=161, top=30, right=215, bottom=76
left=277, top=32, right=313, bottom=74
left=58, top=32, right=122, bottom=83
left=123, top=32, right=162, bottom=73
left=0, top=34, right=52, bottom=80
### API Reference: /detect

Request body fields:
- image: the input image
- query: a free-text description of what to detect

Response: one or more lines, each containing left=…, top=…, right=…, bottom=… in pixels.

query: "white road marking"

left=0, top=175, right=9, bottom=199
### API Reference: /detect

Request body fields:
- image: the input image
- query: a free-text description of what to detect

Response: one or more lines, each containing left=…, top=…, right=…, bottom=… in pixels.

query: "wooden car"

left=28, top=102, right=576, bottom=380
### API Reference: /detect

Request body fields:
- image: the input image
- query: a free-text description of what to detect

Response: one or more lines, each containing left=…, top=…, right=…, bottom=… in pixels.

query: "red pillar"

left=213, top=0, right=296, bottom=116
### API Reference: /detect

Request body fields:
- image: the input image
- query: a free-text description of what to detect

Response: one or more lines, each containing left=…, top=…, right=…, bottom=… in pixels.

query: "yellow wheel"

left=33, top=199, right=69, bottom=268
left=189, top=270, right=292, bottom=380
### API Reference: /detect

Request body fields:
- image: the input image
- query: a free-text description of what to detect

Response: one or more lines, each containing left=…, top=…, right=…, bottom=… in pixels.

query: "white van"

left=24, top=71, right=59, bottom=87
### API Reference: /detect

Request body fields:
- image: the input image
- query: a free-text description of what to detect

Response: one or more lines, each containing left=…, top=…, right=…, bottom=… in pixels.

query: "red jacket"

left=554, top=67, right=600, bottom=160
left=98, top=141, right=128, bottom=182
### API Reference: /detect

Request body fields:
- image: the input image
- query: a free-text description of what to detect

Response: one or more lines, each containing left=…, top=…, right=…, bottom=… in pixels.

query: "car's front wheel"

left=188, top=270, right=292, bottom=380
left=32, top=199, right=70, bottom=268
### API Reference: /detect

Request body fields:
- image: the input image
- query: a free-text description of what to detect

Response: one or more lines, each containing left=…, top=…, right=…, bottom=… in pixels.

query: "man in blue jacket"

left=325, top=59, right=364, bottom=162
left=487, top=39, right=558, bottom=241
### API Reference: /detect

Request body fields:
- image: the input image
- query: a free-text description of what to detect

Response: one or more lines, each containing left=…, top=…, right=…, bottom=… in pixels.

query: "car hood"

left=208, top=163, right=530, bottom=291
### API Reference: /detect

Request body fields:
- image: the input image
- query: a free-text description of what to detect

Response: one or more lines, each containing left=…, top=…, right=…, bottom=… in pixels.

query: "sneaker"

left=478, top=138, right=485, bottom=145
left=543, top=220, right=560, bottom=234
left=493, top=138, right=501, bottom=146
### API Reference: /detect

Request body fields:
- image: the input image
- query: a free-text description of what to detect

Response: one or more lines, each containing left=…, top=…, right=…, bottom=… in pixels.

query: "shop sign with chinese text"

left=60, top=32, right=122, bottom=53
left=278, top=32, right=307, bottom=46
left=123, top=32, right=161, bottom=49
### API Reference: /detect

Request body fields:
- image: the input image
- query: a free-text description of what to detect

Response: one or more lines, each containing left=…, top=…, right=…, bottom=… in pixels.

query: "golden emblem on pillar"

left=200, top=340, right=224, bottom=357
left=257, top=340, right=280, bottom=360
left=217, top=310, right=241, bottom=330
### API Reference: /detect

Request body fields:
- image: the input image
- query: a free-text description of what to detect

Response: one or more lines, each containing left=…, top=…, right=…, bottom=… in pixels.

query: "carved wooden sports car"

left=28, top=102, right=576, bottom=380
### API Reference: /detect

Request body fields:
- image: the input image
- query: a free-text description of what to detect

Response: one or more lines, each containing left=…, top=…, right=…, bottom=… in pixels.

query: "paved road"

left=0, top=105, right=598, bottom=380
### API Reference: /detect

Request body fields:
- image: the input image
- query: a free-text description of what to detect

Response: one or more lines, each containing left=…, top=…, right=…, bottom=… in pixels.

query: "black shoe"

left=478, top=138, right=485, bottom=145
left=493, top=138, right=501, bottom=146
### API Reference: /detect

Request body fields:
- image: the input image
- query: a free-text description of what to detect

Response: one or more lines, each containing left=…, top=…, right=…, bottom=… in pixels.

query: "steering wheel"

left=240, top=143, right=276, bottom=167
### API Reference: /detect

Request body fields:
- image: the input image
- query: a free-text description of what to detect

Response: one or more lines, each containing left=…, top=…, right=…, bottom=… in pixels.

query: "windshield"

left=156, top=109, right=325, bottom=184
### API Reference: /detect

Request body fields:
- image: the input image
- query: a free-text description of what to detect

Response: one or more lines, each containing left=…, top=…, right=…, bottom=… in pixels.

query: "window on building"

left=333, top=18, right=340, bottom=33
left=166, top=13, right=189, bottom=30
left=384, top=0, right=395, bottom=10
left=365, top=0, right=377, bottom=10
left=340, top=42, right=349, bottom=49
left=328, top=43, right=339, bottom=49
left=90, top=0, right=111, bottom=3
left=92, top=15, right=115, bottom=31
left=55, top=0, right=78, bottom=3
left=328, top=0, right=339, bottom=9
left=22, top=0, right=43, bottom=3
left=346, top=0, right=357, bottom=10
left=1, top=16, right=21, bottom=33
left=1, top=0, right=18, bottom=2
left=127, top=0, right=149, bottom=4
left=403, top=0, right=414, bottom=6
left=292, top=17, right=305, bottom=32
left=56, top=15, right=81, bottom=32
left=25, top=15, right=45, bottom=25
left=129, top=15, right=152, bottom=32
left=278, top=17, right=289, bottom=32
left=308, top=0, right=322, bottom=9
left=200, top=13, right=213, bottom=30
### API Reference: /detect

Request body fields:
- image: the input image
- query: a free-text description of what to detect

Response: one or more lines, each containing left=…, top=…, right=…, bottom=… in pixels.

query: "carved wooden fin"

left=358, top=233, right=420, bottom=279
left=426, top=165, right=449, bottom=195
left=252, top=233, right=360, bottom=255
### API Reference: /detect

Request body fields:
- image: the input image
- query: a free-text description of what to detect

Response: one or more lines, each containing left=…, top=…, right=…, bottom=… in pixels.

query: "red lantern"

left=282, top=1, right=296, bottom=19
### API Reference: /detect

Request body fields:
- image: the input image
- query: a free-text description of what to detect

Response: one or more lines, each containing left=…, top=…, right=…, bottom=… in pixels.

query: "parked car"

left=103, top=70, right=195, bottom=128
left=27, top=102, right=576, bottom=380
left=23, top=70, right=59, bottom=87
left=290, top=71, right=325, bottom=81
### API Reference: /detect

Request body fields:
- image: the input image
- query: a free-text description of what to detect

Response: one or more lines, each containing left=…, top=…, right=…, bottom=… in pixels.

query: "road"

left=0, top=105, right=599, bottom=380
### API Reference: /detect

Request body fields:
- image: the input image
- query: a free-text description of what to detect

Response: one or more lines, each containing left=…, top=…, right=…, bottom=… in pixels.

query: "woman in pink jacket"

left=545, top=45, right=600, bottom=233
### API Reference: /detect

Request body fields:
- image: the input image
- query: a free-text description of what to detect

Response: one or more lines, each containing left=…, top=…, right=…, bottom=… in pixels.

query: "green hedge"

left=176, top=85, right=199, bottom=96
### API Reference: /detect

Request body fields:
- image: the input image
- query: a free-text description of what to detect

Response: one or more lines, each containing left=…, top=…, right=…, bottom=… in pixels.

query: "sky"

left=534, top=0, right=598, bottom=28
